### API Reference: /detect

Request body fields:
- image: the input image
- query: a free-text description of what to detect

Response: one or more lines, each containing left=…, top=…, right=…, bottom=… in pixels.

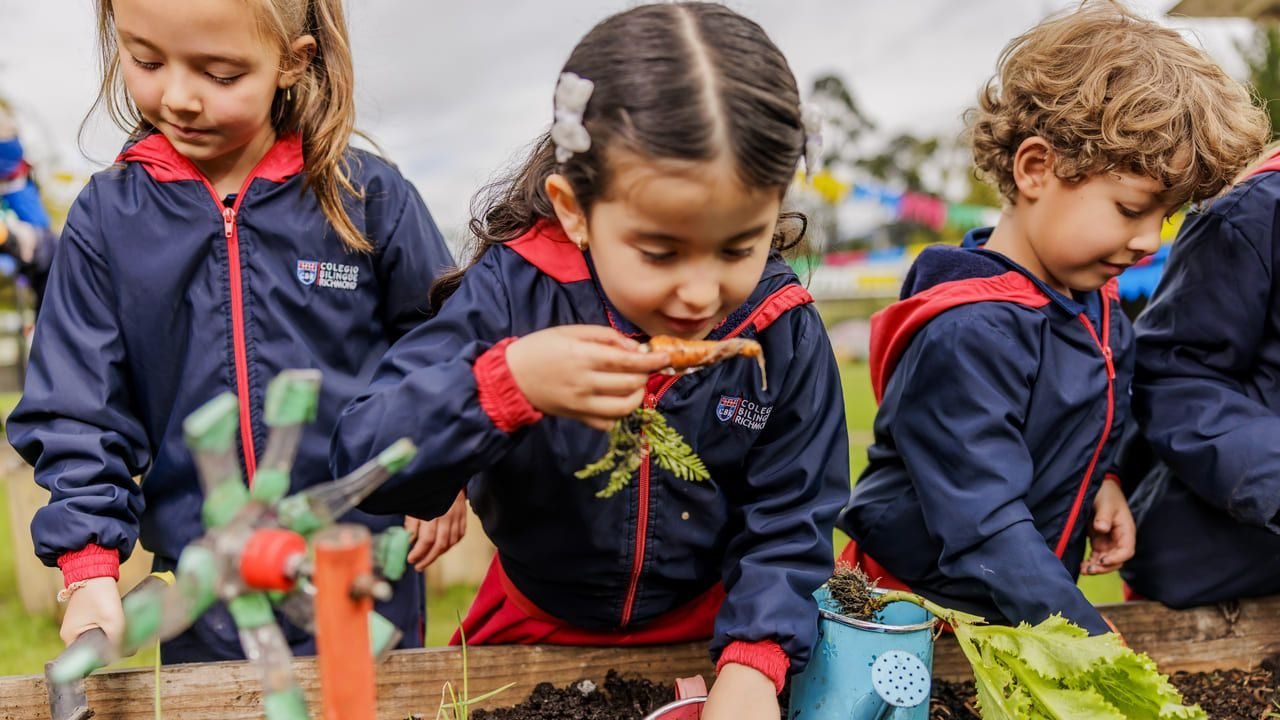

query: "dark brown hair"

left=430, top=2, right=808, bottom=308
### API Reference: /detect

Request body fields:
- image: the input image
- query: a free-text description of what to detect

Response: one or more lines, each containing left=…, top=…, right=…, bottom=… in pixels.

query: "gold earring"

left=575, top=235, right=588, bottom=250
left=285, top=87, right=293, bottom=102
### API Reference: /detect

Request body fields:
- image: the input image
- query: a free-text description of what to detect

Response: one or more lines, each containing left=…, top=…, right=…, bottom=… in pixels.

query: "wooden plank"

left=4, top=596, right=1277, bottom=717
left=932, top=595, right=1280, bottom=680
left=0, top=643, right=716, bottom=720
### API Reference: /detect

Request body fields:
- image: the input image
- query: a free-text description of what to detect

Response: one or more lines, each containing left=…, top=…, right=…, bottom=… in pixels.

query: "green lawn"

left=0, top=361, right=1121, bottom=678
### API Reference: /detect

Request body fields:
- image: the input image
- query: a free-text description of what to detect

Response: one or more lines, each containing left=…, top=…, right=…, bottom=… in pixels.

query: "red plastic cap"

left=240, top=528, right=308, bottom=591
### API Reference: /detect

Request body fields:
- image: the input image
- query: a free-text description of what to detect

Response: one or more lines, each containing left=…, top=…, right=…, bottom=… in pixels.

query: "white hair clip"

left=552, top=72, right=595, bottom=164
left=801, top=102, right=823, bottom=175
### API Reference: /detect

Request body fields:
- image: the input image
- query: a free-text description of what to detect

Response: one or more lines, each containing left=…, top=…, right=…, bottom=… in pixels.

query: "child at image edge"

left=330, top=4, right=850, bottom=719
left=7, top=0, right=467, bottom=663
left=836, top=1, right=1268, bottom=635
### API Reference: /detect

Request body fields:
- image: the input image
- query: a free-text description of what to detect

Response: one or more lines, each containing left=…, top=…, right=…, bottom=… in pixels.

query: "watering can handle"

left=637, top=675, right=709, bottom=720
left=639, top=696, right=706, bottom=720
left=674, top=675, right=707, bottom=700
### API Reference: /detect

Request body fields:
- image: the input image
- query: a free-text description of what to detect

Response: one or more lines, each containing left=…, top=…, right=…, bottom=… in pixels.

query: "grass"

left=0, top=473, right=158, bottom=677
left=0, top=478, right=67, bottom=676
left=426, top=582, right=479, bottom=647
left=0, top=390, right=68, bottom=676
left=0, top=361, right=1123, bottom=678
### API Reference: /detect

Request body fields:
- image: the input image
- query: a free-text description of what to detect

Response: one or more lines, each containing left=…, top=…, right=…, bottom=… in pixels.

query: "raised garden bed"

left=465, top=664, right=1280, bottom=720
left=930, top=662, right=1279, bottom=719
left=2, top=596, right=1276, bottom=720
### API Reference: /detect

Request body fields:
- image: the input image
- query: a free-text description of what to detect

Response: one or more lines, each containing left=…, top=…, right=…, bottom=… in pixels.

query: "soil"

left=929, top=661, right=1279, bottom=720
left=469, top=670, right=674, bottom=720
left=826, top=564, right=877, bottom=618
left=466, top=661, right=1278, bottom=720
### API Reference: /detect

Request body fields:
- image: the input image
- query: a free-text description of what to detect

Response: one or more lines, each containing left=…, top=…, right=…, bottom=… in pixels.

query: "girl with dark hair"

left=332, top=4, right=848, bottom=716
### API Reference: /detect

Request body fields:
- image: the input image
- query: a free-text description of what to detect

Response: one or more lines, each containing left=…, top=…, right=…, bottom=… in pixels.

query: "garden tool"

left=44, top=369, right=418, bottom=720
left=788, top=586, right=936, bottom=720
left=45, top=572, right=172, bottom=720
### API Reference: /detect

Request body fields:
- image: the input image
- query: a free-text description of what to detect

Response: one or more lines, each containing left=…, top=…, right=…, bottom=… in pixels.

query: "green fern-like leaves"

left=575, top=408, right=709, bottom=498
left=644, top=411, right=710, bottom=483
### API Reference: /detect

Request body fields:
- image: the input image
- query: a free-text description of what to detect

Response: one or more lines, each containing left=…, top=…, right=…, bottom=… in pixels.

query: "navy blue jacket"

left=1121, top=164, right=1280, bottom=607
left=7, top=133, right=453, bottom=658
left=331, top=222, right=850, bottom=673
left=838, top=229, right=1128, bottom=635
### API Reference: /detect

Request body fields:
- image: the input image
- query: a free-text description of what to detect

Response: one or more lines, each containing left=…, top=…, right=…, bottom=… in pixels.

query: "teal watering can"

left=788, top=586, right=936, bottom=719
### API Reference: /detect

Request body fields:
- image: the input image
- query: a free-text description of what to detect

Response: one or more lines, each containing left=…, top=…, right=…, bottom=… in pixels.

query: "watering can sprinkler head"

left=852, top=651, right=932, bottom=720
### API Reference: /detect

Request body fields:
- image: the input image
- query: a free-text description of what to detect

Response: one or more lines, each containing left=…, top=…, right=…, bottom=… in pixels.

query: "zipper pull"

left=1103, top=345, right=1115, bottom=380
left=223, top=207, right=235, bottom=238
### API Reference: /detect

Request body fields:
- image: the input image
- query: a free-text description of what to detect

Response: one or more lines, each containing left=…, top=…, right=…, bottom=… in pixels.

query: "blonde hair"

left=87, top=0, right=373, bottom=253
left=968, top=0, right=1269, bottom=208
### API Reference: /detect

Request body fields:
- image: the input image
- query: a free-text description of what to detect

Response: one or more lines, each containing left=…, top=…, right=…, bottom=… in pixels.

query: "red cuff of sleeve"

left=716, top=640, right=791, bottom=694
left=1103, top=472, right=1121, bottom=485
left=474, top=337, right=543, bottom=433
left=57, top=545, right=120, bottom=586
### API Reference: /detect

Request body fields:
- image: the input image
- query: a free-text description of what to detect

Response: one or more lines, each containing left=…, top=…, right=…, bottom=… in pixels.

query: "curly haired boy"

left=836, top=0, right=1267, bottom=633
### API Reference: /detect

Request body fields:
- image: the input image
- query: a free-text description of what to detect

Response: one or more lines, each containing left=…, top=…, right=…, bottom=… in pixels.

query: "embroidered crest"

left=715, top=396, right=741, bottom=423
left=296, top=259, right=318, bottom=286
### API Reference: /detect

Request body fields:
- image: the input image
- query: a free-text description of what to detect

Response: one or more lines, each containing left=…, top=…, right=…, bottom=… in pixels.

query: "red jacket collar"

left=868, top=271, right=1051, bottom=403
left=1250, top=149, right=1280, bottom=179
left=116, top=132, right=304, bottom=185
left=505, top=220, right=591, bottom=283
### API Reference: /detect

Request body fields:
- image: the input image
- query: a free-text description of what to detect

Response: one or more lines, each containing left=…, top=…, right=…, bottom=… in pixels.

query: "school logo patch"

left=715, top=394, right=773, bottom=430
left=296, top=259, right=360, bottom=291
left=715, top=396, right=741, bottom=423
left=296, top=259, right=318, bottom=286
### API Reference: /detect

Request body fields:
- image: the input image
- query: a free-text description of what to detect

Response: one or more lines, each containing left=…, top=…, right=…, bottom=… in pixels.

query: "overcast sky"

left=0, top=1, right=1256, bottom=239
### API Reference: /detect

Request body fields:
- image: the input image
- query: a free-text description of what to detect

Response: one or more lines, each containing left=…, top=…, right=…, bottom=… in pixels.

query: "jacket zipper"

left=1053, top=297, right=1115, bottom=558
left=196, top=167, right=273, bottom=486
left=617, top=287, right=799, bottom=626
left=619, top=378, right=678, bottom=626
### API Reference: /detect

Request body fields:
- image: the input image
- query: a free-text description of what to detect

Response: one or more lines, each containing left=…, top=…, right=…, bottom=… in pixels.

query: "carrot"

left=642, top=335, right=768, bottom=391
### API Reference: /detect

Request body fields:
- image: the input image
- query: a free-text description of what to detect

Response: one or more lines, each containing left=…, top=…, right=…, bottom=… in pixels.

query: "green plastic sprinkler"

left=45, top=370, right=418, bottom=720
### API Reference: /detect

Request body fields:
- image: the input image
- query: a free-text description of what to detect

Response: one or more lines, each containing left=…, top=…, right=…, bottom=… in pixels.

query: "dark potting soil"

left=467, top=661, right=1277, bottom=720
left=928, top=661, right=1279, bottom=720
left=470, top=670, right=675, bottom=720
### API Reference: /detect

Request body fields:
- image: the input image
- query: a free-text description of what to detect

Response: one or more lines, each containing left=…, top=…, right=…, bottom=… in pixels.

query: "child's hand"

left=1082, top=480, right=1135, bottom=575
left=701, top=663, right=779, bottom=720
left=506, top=326, right=670, bottom=431
left=60, top=576, right=125, bottom=647
left=405, top=490, right=468, bottom=571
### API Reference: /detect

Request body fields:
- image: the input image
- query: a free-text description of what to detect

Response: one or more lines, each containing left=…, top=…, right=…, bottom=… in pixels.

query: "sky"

left=0, top=1, right=1258, bottom=240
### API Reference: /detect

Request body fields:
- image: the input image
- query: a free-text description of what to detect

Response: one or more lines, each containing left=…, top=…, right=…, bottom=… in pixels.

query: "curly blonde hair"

left=968, top=0, right=1269, bottom=207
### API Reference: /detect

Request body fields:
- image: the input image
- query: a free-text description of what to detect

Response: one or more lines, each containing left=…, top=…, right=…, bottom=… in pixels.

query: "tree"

left=810, top=73, right=877, bottom=176
left=1239, top=23, right=1280, bottom=140
left=808, top=73, right=991, bottom=249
